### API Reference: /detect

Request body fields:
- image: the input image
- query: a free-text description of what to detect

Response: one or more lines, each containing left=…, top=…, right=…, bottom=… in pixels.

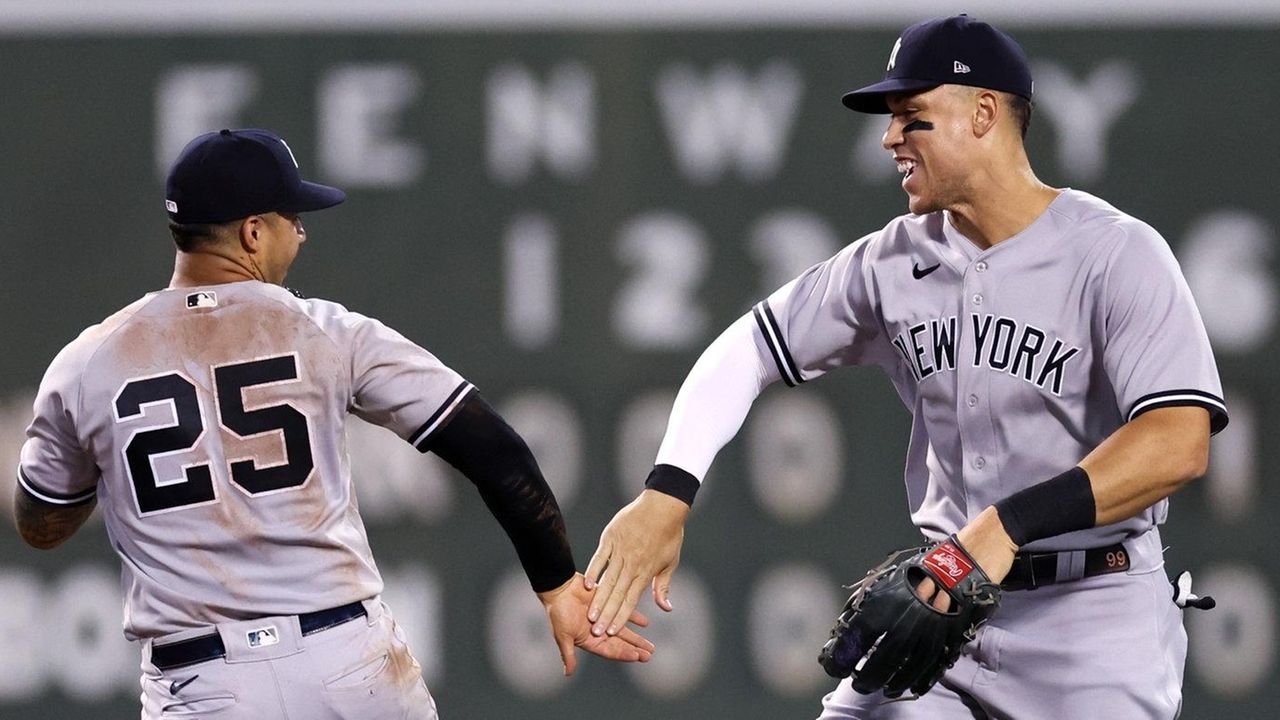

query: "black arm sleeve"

left=421, top=391, right=576, bottom=593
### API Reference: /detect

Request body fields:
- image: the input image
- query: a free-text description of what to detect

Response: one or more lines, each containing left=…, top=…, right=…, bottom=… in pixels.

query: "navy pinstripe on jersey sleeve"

left=1126, top=388, right=1228, bottom=435
left=752, top=301, right=804, bottom=387
left=17, top=468, right=97, bottom=506
left=410, top=381, right=477, bottom=451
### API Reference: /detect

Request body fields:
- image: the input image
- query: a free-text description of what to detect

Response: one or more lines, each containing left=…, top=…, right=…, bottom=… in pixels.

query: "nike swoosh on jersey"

left=170, top=675, right=199, bottom=695
left=912, top=262, right=941, bottom=279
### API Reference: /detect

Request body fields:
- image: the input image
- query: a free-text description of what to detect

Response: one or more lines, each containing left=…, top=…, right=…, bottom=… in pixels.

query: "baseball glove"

left=818, top=536, right=1002, bottom=699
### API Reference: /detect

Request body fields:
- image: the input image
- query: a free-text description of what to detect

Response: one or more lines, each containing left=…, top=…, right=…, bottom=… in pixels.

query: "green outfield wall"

left=0, top=20, right=1276, bottom=720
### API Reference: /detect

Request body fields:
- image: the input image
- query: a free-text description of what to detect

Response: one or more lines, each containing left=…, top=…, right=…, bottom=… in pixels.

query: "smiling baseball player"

left=13, top=128, right=652, bottom=719
left=584, top=15, right=1225, bottom=719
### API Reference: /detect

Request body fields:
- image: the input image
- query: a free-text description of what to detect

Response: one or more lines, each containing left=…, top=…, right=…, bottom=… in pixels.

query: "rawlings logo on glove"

left=818, top=535, right=1002, bottom=700
left=922, top=541, right=973, bottom=588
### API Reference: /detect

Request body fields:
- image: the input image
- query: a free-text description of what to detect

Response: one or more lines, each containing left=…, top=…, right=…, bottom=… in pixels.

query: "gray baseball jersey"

left=753, top=189, right=1226, bottom=550
left=18, top=281, right=473, bottom=640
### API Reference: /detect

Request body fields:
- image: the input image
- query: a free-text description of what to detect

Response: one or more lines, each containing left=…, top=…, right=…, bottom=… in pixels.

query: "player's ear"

left=971, top=90, right=999, bottom=138
left=238, top=215, right=263, bottom=253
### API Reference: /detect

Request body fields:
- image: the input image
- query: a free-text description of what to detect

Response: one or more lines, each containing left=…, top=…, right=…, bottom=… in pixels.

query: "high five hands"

left=583, top=490, right=691, bottom=638
left=538, top=572, right=656, bottom=676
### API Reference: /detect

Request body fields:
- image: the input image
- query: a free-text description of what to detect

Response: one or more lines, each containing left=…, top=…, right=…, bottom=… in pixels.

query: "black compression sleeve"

left=421, top=392, right=576, bottom=593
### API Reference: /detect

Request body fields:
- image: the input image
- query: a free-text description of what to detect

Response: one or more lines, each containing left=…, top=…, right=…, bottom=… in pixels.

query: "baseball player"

left=13, top=128, right=653, bottom=719
left=584, top=15, right=1225, bottom=719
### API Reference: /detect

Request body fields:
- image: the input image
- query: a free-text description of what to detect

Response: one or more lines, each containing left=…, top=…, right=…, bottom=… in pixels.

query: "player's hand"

left=538, top=572, right=655, bottom=676
left=584, top=489, right=689, bottom=637
left=914, top=507, right=1018, bottom=612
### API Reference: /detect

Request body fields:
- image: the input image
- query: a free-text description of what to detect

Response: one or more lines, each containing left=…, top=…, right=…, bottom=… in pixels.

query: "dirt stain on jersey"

left=216, top=497, right=267, bottom=553
left=192, top=551, right=230, bottom=589
left=386, top=626, right=426, bottom=691
left=293, top=473, right=336, bottom=534
left=110, top=321, right=176, bottom=376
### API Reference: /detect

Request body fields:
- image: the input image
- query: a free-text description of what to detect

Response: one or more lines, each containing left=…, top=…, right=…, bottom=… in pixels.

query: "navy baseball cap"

left=164, top=128, right=346, bottom=224
left=842, top=15, right=1033, bottom=114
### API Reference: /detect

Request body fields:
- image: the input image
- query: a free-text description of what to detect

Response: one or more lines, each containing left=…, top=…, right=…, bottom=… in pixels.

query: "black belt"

left=1000, top=543, right=1130, bottom=591
left=150, top=601, right=367, bottom=671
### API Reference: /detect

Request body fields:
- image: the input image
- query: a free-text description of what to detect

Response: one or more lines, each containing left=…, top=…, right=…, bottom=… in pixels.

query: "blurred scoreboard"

left=0, top=9, right=1277, bottom=719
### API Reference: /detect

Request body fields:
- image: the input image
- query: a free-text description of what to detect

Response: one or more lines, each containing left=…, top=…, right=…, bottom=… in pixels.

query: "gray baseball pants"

left=817, top=529, right=1187, bottom=720
left=139, top=598, right=438, bottom=719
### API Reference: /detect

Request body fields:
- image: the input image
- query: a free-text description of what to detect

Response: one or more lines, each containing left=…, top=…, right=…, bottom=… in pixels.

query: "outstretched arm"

left=424, top=392, right=653, bottom=672
left=585, top=314, right=778, bottom=637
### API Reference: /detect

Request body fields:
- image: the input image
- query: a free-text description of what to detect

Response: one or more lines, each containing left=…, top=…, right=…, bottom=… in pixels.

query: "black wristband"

left=645, top=464, right=700, bottom=506
left=993, top=466, right=1096, bottom=547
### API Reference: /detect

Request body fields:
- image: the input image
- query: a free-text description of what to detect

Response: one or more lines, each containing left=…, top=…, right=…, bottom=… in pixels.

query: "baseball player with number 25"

left=586, top=15, right=1224, bottom=719
left=13, top=128, right=653, bottom=719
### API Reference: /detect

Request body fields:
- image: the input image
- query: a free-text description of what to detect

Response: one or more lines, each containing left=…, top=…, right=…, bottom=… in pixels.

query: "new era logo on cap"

left=954, top=61, right=972, bottom=74
left=165, top=200, right=178, bottom=213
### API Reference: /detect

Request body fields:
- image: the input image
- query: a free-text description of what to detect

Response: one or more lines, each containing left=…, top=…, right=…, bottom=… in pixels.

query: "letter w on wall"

left=656, top=60, right=804, bottom=184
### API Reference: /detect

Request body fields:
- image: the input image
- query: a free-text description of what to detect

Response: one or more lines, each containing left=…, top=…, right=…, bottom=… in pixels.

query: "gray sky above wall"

left=1, top=0, right=1279, bottom=34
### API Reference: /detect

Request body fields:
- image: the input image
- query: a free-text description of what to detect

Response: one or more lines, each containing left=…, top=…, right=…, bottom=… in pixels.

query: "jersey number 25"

left=113, top=354, right=314, bottom=515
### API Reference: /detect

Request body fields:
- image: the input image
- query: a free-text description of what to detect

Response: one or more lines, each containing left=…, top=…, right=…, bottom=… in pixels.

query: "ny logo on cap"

left=278, top=138, right=299, bottom=168
left=887, top=37, right=903, bottom=71
left=246, top=625, right=280, bottom=648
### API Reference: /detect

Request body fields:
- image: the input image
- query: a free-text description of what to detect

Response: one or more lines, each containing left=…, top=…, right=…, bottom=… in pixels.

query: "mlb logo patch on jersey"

left=186, top=291, right=217, bottom=309
left=246, top=625, right=279, bottom=648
